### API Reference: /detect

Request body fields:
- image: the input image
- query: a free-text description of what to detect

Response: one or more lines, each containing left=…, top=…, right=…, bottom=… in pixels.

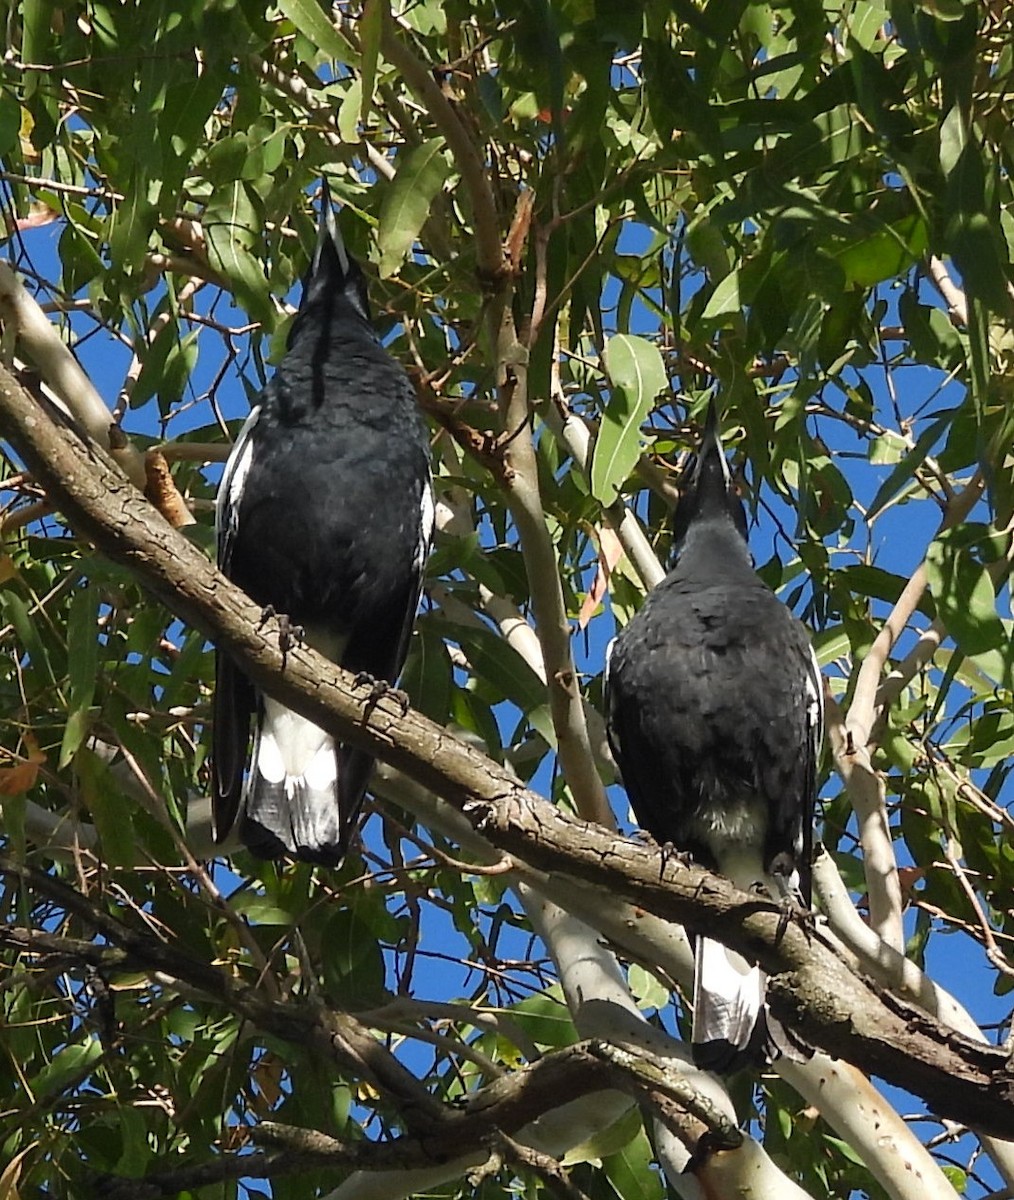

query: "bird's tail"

left=692, top=936, right=813, bottom=1072
left=241, top=697, right=371, bottom=867
left=691, top=936, right=767, bottom=1072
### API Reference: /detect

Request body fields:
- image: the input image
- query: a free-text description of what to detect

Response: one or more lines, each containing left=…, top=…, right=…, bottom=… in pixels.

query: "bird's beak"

left=313, top=178, right=350, bottom=278
left=696, top=398, right=733, bottom=489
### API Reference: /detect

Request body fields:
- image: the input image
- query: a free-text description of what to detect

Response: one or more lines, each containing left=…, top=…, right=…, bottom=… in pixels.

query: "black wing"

left=211, top=405, right=262, bottom=841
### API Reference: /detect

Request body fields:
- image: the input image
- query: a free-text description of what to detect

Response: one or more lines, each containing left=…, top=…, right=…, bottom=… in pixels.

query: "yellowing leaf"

left=578, top=525, right=623, bottom=631
left=0, top=761, right=40, bottom=796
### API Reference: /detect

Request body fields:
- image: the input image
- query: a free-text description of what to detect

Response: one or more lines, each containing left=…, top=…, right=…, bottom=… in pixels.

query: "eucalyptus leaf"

left=378, top=139, right=450, bottom=277
left=591, top=334, right=668, bottom=505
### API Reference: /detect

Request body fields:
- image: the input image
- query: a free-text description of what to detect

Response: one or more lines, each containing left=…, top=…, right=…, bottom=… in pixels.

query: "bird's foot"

left=258, top=606, right=305, bottom=667
left=657, top=839, right=692, bottom=883
left=774, top=896, right=814, bottom=945
left=353, top=673, right=410, bottom=715
left=793, top=904, right=818, bottom=943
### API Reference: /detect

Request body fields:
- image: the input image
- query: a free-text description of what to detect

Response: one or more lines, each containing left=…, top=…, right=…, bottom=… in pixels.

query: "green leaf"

left=602, top=1126, right=666, bottom=1200
left=377, top=138, right=449, bottom=277
left=108, top=185, right=154, bottom=276
left=700, top=270, right=741, bottom=321
left=832, top=214, right=928, bottom=288
left=400, top=621, right=453, bottom=723
left=203, top=180, right=272, bottom=324
left=276, top=0, right=355, bottom=62
left=129, top=313, right=179, bottom=409
left=450, top=623, right=547, bottom=714
left=867, top=408, right=956, bottom=520
left=337, top=78, right=363, bottom=142
left=825, top=1135, right=867, bottom=1168
left=157, top=329, right=200, bottom=414
left=944, top=140, right=1012, bottom=316
left=940, top=1164, right=968, bottom=1193
left=78, top=748, right=137, bottom=866
left=359, top=0, right=385, bottom=124
left=113, top=1105, right=151, bottom=1177
left=627, top=963, right=669, bottom=1011
left=591, top=334, right=668, bottom=505
left=508, top=990, right=576, bottom=1049
left=563, top=1104, right=643, bottom=1167
left=230, top=896, right=299, bottom=925
left=30, top=1039, right=103, bottom=1099
left=321, top=906, right=387, bottom=1009
left=59, top=583, right=100, bottom=768
left=0, top=591, right=56, bottom=686
left=939, top=102, right=965, bottom=177
left=917, top=0, right=974, bottom=19
left=0, top=90, right=21, bottom=157
left=925, top=529, right=1012, bottom=688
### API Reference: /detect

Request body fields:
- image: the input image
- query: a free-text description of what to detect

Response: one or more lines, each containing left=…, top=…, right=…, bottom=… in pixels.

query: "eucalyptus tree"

left=0, top=2, right=1012, bottom=1198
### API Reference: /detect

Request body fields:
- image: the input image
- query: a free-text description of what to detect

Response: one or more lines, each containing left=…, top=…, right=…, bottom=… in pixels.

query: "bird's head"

left=671, top=399, right=749, bottom=553
left=297, top=181, right=373, bottom=328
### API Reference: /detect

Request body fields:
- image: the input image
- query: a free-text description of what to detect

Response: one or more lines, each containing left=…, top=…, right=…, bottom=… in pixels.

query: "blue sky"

left=6, top=191, right=1009, bottom=1196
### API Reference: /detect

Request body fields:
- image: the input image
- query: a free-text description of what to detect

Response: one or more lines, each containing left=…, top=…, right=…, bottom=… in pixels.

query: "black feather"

left=212, top=184, right=432, bottom=866
left=605, top=399, right=822, bottom=1070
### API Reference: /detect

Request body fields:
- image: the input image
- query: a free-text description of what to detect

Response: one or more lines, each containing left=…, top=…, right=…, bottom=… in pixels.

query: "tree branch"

left=84, top=1037, right=737, bottom=1199
left=496, top=316, right=613, bottom=826
left=1, top=367, right=1013, bottom=1138
left=837, top=469, right=986, bottom=951
left=0, top=263, right=146, bottom=488
left=384, top=772, right=967, bottom=1200
left=378, top=26, right=503, bottom=284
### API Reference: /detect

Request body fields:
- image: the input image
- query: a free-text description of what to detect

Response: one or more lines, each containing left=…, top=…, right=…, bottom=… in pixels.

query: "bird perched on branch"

left=212, top=184, right=433, bottom=866
left=605, top=401, right=822, bottom=1071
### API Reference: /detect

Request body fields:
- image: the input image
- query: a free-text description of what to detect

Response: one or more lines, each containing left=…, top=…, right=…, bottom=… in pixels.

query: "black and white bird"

left=212, top=185, right=433, bottom=866
left=605, top=401, right=822, bottom=1072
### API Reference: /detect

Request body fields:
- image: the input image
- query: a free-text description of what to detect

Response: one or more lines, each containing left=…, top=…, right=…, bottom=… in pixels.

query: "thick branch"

left=386, top=775, right=967, bottom=1200
left=1, top=368, right=1013, bottom=1138
left=85, top=1038, right=631, bottom=1199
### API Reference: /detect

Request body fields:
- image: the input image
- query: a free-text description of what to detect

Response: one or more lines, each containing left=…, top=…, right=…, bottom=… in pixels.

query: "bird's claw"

left=353, top=674, right=411, bottom=715
left=794, top=905, right=818, bottom=943
left=774, top=896, right=814, bottom=946
left=258, top=606, right=304, bottom=667
left=657, top=839, right=692, bottom=883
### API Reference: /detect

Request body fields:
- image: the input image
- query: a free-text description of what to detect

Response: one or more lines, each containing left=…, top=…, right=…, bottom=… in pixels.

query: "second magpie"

left=605, top=400, right=822, bottom=1071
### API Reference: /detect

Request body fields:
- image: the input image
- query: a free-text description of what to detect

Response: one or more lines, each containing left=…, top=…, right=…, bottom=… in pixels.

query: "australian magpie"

left=605, top=401, right=822, bottom=1071
left=212, top=185, right=433, bottom=866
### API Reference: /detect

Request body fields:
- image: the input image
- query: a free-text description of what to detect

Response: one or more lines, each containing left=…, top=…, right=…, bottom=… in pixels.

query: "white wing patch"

left=805, top=642, right=824, bottom=751
left=415, top=478, right=435, bottom=573
left=603, top=636, right=616, bottom=693
left=693, top=936, right=765, bottom=1057
left=216, top=405, right=261, bottom=569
